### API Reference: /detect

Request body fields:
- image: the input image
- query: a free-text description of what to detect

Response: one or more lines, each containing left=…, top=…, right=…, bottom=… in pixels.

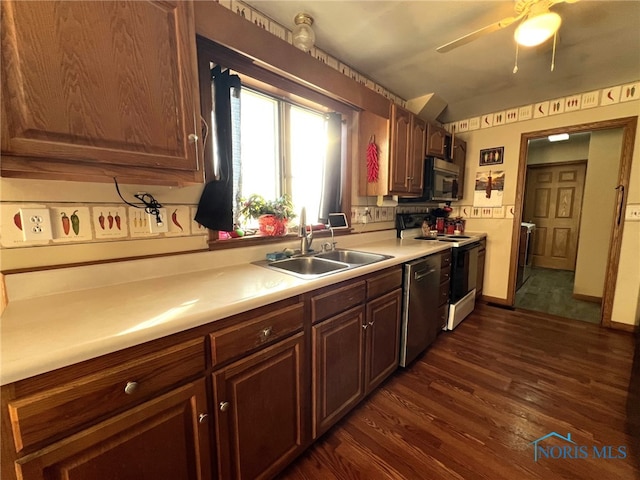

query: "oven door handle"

left=414, top=268, right=437, bottom=281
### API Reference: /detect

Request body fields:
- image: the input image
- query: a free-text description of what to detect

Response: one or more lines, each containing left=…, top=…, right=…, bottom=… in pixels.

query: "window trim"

left=196, top=37, right=354, bottom=249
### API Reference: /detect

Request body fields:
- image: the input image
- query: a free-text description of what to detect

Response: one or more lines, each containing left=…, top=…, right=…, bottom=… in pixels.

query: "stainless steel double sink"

left=261, top=249, right=393, bottom=279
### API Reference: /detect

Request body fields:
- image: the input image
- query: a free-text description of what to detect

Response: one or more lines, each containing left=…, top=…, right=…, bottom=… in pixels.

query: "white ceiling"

left=242, top=0, right=640, bottom=122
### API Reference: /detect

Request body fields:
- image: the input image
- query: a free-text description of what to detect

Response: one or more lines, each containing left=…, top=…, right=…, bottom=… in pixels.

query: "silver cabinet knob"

left=188, top=133, right=199, bottom=143
left=219, top=401, right=230, bottom=412
left=261, top=326, right=273, bottom=340
left=124, top=381, right=139, bottom=395
left=198, top=413, right=209, bottom=423
left=368, top=321, right=374, bottom=327
left=362, top=324, right=368, bottom=330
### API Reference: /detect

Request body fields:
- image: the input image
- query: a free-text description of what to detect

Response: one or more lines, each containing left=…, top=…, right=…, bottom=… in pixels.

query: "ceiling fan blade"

left=436, top=16, right=520, bottom=53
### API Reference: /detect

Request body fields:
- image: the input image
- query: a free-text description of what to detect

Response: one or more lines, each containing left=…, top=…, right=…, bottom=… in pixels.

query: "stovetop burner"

left=397, top=212, right=479, bottom=247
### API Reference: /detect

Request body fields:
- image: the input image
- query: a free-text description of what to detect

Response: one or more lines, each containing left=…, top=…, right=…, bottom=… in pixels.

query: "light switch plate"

left=19, top=208, right=53, bottom=241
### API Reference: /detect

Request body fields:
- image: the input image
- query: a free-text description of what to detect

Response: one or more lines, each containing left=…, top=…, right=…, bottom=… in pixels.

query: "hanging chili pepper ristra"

left=366, top=135, right=379, bottom=183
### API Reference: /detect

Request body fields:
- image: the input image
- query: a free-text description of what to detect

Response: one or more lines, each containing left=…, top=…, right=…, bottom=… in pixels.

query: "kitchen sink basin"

left=266, top=256, right=350, bottom=279
left=261, top=249, right=392, bottom=279
left=315, top=249, right=391, bottom=265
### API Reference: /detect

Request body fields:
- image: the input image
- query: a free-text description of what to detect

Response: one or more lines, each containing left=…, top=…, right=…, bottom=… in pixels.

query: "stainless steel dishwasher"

left=399, top=255, right=441, bottom=367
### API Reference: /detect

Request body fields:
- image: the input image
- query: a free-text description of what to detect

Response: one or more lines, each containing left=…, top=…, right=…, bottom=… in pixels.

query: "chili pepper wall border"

left=0, top=204, right=203, bottom=248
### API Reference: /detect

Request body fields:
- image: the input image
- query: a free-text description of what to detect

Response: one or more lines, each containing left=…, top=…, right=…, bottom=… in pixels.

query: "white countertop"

left=1, top=232, right=464, bottom=385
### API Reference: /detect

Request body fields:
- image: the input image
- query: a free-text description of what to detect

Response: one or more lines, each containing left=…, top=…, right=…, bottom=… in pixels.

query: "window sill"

left=208, top=228, right=354, bottom=251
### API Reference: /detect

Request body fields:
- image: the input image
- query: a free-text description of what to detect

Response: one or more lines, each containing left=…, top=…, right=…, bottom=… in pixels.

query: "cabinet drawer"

left=440, top=251, right=452, bottom=268
left=312, top=281, right=366, bottom=324
left=438, top=281, right=450, bottom=306
left=210, top=302, right=304, bottom=366
left=7, top=337, right=205, bottom=452
left=440, top=265, right=451, bottom=284
left=366, top=267, right=402, bottom=299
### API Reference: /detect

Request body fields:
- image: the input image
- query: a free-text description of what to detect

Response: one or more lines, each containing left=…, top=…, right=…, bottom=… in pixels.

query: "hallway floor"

left=515, top=266, right=601, bottom=323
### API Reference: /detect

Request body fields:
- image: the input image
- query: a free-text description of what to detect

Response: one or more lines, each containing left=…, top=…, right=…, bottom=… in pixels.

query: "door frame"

left=507, top=116, right=637, bottom=328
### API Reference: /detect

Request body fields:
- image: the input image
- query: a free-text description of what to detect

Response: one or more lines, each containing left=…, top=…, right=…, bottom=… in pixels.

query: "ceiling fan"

left=436, top=0, right=579, bottom=53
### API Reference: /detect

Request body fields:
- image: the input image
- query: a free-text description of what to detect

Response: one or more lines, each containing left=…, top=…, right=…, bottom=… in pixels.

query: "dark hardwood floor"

left=279, top=303, right=640, bottom=480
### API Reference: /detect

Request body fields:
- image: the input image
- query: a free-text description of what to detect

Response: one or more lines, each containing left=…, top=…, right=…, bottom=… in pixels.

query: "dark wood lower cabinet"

left=311, top=285, right=402, bottom=440
left=213, top=332, right=306, bottom=480
left=312, top=306, right=365, bottom=438
left=364, top=289, right=402, bottom=393
left=14, top=380, right=212, bottom=480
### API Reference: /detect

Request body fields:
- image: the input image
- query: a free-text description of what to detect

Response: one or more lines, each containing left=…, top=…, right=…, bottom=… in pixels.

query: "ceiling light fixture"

left=292, top=13, right=315, bottom=52
left=548, top=133, right=570, bottom=142
left=514, top=10, right=562, bottom=47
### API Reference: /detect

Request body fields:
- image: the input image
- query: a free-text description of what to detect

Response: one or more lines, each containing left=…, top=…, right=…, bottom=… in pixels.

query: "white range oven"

left=397, top=213, right=480, bottom=332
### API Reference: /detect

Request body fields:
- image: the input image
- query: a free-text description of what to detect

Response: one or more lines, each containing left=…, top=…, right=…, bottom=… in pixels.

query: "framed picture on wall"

left=479, top=146, right=504, bottom=166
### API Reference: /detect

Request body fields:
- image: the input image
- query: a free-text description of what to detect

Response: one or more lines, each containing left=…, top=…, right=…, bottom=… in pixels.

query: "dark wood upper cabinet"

left=0, top=0, right=204, bottom=185
left=426, top=122, right=451, bottom=159
left=452, top=137, right=467, bottom=200
left=389, top=104, right=425, bottom=195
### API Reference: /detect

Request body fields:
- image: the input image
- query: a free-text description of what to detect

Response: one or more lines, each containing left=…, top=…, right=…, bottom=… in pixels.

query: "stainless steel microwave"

left=399, top=157, right=459, bottom=203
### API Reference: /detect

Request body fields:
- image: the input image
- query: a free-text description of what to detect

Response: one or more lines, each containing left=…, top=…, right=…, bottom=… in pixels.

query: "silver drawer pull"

left=188, top=133, right=199, bottom=143
left=124, top=381, right=139, bottom=395
left=219, top=401, right=230, bottom=412
left=198, top=413, right=209, bottom=423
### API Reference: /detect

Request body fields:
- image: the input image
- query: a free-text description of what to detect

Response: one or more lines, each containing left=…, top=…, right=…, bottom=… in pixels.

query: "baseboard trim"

left=609, top=321, right=639, bottom=333
left=572, top=293, right=602, bottom=304
left=482, top=295, right=510, bottom=307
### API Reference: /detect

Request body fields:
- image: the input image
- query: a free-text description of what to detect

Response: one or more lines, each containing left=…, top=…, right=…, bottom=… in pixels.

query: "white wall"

left=455, top=100, right=640, bottom=326
left=574, top=129, right=623, bottom=298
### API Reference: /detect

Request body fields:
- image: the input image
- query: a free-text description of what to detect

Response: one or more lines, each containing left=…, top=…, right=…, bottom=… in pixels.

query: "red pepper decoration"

left=71, top=210, right=80, bottom=235
left=114, top=213, right=121, bottom=230
left=107, top=212, right=114, bottom=229
left=61, top=212, right=71, bottom=235
left=98, top=212, right=105, bottom=230
left=366, top=135, right=379, bottom=183
left=13, top=212, right=22, bottom=231
left=171, top=209, right=183, bottom=232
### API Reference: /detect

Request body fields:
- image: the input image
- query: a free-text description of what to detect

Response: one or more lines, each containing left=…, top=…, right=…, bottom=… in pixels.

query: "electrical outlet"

left=20, top=208, right=53, bottom=241
left=626, top=204, right=640, bottom=221
left=147, top=208, right=169, bottom=233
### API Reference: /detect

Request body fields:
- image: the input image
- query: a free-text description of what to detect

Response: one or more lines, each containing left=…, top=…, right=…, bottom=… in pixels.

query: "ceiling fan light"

left=292, top=13, right=315, bottom=52
left=514, top=12, right=562, bottom=47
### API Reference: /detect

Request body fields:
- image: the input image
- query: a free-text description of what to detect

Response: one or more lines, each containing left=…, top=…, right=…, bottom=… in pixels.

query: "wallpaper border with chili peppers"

left=0, top=203, right=206, bottom=248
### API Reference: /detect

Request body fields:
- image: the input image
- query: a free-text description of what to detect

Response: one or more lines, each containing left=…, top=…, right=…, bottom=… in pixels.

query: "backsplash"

left=0, top=203, right=206, bottom=249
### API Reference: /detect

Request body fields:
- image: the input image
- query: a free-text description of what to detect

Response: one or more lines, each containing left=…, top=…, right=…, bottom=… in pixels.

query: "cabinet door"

left=312, top=306, right=365, bottom=438
left=409, top=116, right=426, bottom=194
left=213, top=333, right=306, bottom=480
left=426, top=123, right=449, bottom=159
left=1, top=1, right=203, bottom=184
left=388, top=104, right=412, bottom=193
left=452, top=137, right=467, bottom=199
left=15, top=380, right=212, bottom=480
left=364, top=289, right=402, bottom=393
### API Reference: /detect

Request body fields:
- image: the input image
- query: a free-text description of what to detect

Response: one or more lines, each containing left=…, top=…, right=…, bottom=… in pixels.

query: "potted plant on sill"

left=239, top=194, right=296, bottom=236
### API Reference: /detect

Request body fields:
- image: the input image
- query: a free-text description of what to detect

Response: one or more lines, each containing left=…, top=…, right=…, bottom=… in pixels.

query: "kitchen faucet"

left=298, top=207, right=313, bottom=254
